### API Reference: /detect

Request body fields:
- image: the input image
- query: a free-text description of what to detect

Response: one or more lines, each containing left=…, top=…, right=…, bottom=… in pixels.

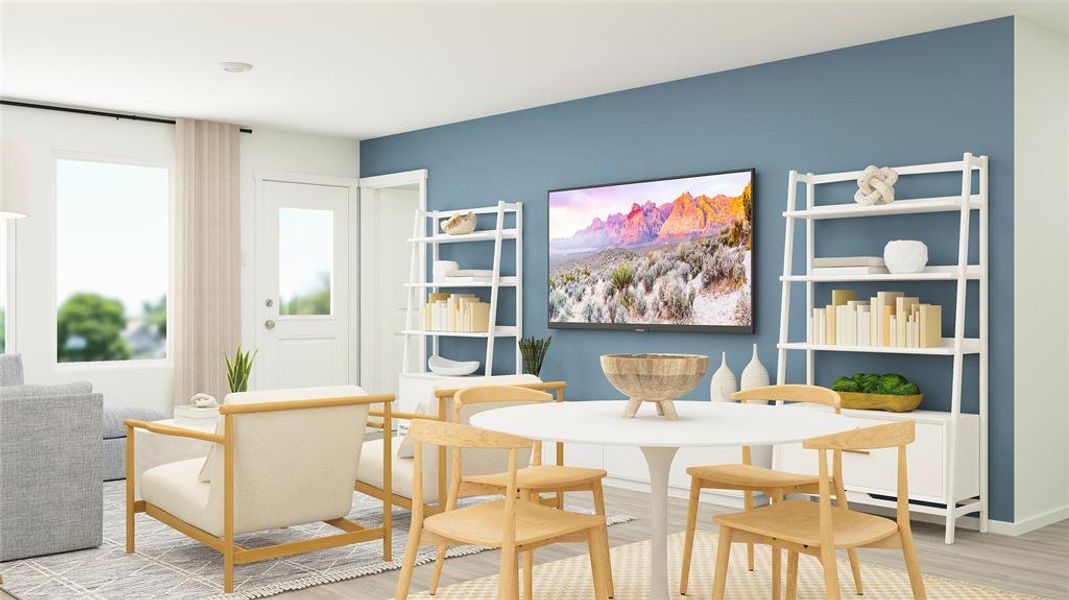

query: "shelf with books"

left=781, top=265, right=981, bottom=282
left=779, top=338, right=980, bottom=356
left=777, top=153, right=989, bottom=544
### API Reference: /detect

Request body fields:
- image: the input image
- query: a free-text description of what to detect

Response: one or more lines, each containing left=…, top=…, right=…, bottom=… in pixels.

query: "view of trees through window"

left=55, top=159, right=169, bottom=362
left=278, top=207, right=333, bottom=316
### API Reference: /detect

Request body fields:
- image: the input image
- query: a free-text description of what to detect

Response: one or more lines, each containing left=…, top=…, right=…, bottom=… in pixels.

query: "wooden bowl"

left=601, top=353, right=709, bottom=419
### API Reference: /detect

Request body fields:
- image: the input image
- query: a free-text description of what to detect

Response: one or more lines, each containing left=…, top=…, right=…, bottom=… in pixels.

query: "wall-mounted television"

left=548, top=169, right=754, bottom=333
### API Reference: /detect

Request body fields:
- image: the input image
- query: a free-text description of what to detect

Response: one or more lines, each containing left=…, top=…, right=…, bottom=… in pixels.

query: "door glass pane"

left=278, top=207, right=333, bottom=315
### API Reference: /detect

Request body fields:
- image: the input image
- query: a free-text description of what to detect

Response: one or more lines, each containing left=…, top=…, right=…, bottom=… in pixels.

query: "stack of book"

left=422, top=292, right=492, bottom=332
left=812, top=256, right=888, bottom=275
left=811, top=289, right=942, bottom=348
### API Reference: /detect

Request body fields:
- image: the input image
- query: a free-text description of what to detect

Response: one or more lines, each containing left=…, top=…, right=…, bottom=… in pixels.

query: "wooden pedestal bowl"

left=600, top=353, right=709, bottom=420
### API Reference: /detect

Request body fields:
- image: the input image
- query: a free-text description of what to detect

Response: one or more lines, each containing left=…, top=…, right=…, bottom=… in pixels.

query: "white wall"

left=1013, top=17, right=1069, bottom=530
left=1, top=106, right=359, bottom=414
left=0, top=105, right=176, bottom=414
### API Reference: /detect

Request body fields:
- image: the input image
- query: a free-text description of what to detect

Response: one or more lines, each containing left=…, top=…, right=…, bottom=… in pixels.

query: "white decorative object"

left=440, top=211, right=476, bottom=235
left=433, top=260, right=460, bottom=282
left=854, top=165, right=899, bottom=206
left=709, top=352, right=737, bottom=403
left=190, top=393, right=218, bottom=408
left=428, top=354, right=480, bottom=376
left=883, top=240, right=929, bottom=274
left=739, top=344, right=770, bottom=403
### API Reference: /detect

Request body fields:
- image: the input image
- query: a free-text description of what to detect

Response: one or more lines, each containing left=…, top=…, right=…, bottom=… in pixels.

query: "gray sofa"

left=0, top=355, right=104, bottom=561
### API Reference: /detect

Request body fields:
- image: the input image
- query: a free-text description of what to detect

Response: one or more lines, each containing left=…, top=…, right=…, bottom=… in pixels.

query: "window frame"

left=51, top=150, right=174, bottom=369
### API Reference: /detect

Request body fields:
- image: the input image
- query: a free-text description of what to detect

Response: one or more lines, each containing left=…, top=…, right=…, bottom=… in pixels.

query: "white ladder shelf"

left=401, top=200, right=523, bottom=375
left=776, top=152, right=988, bottom=544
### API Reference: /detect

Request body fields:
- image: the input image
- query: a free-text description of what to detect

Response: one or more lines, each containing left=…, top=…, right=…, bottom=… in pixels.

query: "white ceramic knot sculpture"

left=854, top=165, right=899, bottom=206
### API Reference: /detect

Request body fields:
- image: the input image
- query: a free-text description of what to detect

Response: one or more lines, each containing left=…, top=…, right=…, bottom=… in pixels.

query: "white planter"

left=883, top=240, right=929, bottom=274
left=740, top=344, right=770, bottom=403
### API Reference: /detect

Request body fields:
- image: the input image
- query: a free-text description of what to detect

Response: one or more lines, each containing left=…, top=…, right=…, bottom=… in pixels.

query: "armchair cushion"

left=140, top=458, right=216, bottom=534
left=357, top=437, right=441, bottom=503
left=0, top=381, right=92, bottom=399
left=0, top=354, right=24, bottom=386
left=103, top=404, right=166, bottom=440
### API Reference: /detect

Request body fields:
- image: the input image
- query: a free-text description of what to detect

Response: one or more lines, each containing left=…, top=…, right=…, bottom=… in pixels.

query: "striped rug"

left=415, top=530, right=1045, bottom=599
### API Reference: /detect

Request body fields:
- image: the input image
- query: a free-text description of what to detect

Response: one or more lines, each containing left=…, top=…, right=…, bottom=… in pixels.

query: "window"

left=0, top=223, right=7, bottom=353
left=55, top=158, right=169, bottom=363
left=278, top=207, right=333, bottom=316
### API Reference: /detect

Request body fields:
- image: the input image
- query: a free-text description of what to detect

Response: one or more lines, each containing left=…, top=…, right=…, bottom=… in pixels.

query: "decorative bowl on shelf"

left=600, top=353, right=708, bottom=420
left=883, top=240, right=928, bottom=274
left=441, top=212, right=477, bottom=235
left=428, top=355, right=480, bottom=376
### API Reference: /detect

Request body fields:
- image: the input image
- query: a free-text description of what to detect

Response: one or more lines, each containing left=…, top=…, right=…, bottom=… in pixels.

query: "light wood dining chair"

left=712, top=420, right=925, bottom=600
left=427, top=385, right=613, bottom=597
left=394, top=420, right=612, bottom=600
left=679, top=384, right=863, bottom=597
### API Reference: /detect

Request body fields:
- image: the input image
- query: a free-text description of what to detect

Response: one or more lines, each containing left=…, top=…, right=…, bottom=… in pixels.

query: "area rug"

left=416, top=530, right=1046, bottom=599
left=0, top=482, right=633, bottom=600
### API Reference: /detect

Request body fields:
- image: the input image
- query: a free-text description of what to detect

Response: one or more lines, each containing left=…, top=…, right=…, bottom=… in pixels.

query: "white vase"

left=709, top=352, right=737, bottom=403
left=883, top=240, right=929, bottom=274
left=740, top=344, right=771, bottom=404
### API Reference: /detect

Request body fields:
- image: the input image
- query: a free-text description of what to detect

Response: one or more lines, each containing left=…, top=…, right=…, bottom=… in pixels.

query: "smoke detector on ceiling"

left=219, top=62, right=253, bottom=74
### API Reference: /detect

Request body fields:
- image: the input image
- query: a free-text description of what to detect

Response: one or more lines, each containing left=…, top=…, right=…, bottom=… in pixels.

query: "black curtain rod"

left=1, top=99, right=253, bottom=133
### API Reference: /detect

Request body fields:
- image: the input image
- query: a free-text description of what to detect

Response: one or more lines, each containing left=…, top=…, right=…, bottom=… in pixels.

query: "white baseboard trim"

left=604, top=478, right=1065, bottom=537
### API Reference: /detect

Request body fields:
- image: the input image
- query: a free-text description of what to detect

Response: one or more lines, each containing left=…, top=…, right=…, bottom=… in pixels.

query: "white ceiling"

left=2, top=1, right=1066, bottom=140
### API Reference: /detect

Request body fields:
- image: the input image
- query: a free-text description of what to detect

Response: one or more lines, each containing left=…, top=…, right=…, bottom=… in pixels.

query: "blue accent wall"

left=361, top=18, right=1015, bottom=520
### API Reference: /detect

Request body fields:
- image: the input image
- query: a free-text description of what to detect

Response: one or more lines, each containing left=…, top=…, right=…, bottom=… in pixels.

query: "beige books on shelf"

left=812, top=288, right=943, bottom=350
left=422, top=292, right=493, bottom=333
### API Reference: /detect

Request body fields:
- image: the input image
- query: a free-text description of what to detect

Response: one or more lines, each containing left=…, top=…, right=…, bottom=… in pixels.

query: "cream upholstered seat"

left=355, top=436, right=441, bottom=504
left=127, top=386, right=394, bottom=593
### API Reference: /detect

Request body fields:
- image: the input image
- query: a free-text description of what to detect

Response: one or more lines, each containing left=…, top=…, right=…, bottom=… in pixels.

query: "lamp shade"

left=1, top=137, right=29, bottom=219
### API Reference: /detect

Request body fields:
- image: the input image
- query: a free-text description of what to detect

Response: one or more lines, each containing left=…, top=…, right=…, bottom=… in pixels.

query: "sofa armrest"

left=0, top=392, right=104, bottom=560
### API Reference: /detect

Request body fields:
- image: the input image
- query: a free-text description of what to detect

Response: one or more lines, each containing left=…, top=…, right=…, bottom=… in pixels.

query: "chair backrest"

left=730, top=384, right=842, bottom=413
left=804, top=420, right=916, bottom=530
left=451, top=385, right=548, bottom=476
left=207, top=386, right=386, bottom=534
left=408, top=419, right=532, bottom=527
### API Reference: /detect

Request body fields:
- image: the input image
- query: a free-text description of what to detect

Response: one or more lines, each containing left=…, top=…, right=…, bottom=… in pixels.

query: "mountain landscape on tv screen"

left=549, top=174, right=752, bottom=329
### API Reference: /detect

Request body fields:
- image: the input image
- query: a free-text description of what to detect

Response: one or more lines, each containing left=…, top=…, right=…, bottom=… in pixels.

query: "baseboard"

left=603, top=477, right=1066, bottom=537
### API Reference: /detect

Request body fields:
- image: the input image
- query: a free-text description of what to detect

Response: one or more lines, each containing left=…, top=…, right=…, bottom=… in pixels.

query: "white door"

left=359, top=172, right=426, bottom=394
left=256, top=174, right=356, bottom=390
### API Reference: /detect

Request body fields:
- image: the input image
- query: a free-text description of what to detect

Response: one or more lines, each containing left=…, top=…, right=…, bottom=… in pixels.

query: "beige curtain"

left=173, top=119, right=241, bottom=407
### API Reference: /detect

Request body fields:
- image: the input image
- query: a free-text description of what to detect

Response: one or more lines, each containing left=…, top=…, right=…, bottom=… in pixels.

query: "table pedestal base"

left=640, top=446, right=679, bottom=600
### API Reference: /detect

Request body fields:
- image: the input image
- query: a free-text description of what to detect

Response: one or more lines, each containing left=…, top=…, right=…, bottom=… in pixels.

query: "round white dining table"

left=470, top=400, right=866, bottom=600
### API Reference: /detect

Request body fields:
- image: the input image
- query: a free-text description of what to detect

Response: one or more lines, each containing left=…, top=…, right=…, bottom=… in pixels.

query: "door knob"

left=264, top=319, right=276, bottom=330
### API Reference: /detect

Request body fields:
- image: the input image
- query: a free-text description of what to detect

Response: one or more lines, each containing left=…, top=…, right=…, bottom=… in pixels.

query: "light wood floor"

left=274, top=487, right=1067, bottom=599
left=2, top=487, right=1065, bottom=599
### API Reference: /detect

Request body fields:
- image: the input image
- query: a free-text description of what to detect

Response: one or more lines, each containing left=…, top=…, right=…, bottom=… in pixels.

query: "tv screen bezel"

left=546, top=167, right=755, bottom=334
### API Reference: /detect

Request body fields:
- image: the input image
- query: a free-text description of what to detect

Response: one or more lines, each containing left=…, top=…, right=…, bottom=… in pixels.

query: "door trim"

left=358, top=169, right=428, bottom=389
left=253, top=170, right=359, bottom=388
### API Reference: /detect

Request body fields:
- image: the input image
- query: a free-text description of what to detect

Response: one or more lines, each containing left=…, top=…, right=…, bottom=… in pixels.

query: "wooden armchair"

left=356, top=380, right=569, bottom=514
left=125, top=386, right=394, bottom=593
left=712, top=420, right=926, bottom=600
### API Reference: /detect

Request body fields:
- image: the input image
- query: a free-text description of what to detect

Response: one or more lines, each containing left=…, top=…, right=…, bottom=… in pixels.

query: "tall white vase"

left=709, top=352, right=737, bottom=402
left=740, top=344, right=771, bottom=404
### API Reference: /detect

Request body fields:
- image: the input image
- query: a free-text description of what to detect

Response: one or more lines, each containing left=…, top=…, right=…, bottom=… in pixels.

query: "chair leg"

left=771, top=543, right=782, bottom=600
left=712, top=526, right=733, bottom=600
left=846, top=548, right=864, bottom=595
left=900, top=530, right=927, bottom=599
left=786, top=551, right=799, bottom=600
left=588, top=527, right=611, bottom=600
left=498, top=543, right=518, bottom=600
left=819, top=542, right=841, bottom=600
left=743, top=490, right=755, bottom=571
left=588, top=481, right=614, bottom=598
left=394, top=517, right=423, bottom=599
left=523, top=550, right=534, bottom=600
left=679, top=477, right=701, bottom=595
left=429, top=543, right=449, bottom=595
left=224, top=547, right=235, bottom=594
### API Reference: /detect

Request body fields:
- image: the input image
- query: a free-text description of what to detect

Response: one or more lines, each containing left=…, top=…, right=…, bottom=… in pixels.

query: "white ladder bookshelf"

left=776, top=152, right=988, bottom=543
left=401, top=200, right=523, bottom=375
